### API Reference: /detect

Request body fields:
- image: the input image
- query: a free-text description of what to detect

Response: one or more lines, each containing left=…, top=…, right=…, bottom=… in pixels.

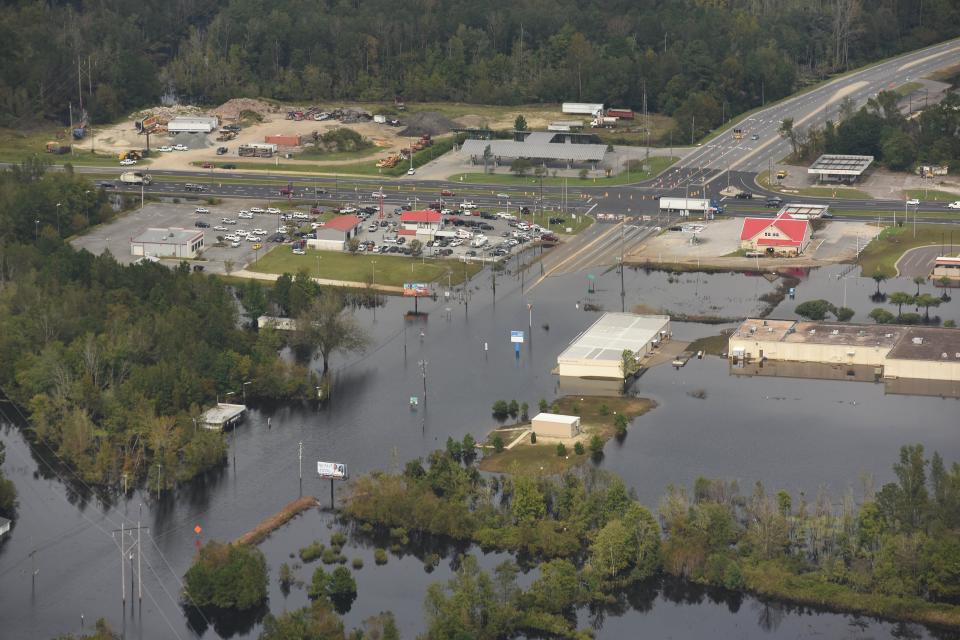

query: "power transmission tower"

left=111, top=518, right=149, bottom=605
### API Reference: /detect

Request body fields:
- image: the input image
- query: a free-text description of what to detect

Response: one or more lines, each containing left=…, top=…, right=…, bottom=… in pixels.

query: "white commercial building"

left=167, top=116, right=220, bottom=134
left=557, top=313, right=672, bottom=379
left=130, top=228, right=204, bottom=259
left=531, top=413, right=581, bottom=439
left=202, top=403, right=247, bottom=431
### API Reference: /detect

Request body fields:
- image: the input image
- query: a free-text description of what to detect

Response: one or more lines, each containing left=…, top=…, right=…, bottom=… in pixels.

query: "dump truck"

left=591, top=116, right=618, bottom=128
left=606, top=108, right=634, bottom=119
left=120, top=171, right=152, bottom=185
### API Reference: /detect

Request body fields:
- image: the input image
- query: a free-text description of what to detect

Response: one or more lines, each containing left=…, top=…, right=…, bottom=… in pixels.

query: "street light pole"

left=56, top=202, right=61, bottom=236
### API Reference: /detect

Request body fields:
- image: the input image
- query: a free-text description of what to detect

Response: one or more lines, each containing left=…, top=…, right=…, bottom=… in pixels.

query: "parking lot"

left=346, top=200, right=562, bottom=261
left=70, top=200, right=298, bottom=274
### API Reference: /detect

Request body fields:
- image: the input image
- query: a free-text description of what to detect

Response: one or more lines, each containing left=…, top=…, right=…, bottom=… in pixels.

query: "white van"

left=455, top=228, right=474, bottom=240
left=470, top=234, right=488, bottom=248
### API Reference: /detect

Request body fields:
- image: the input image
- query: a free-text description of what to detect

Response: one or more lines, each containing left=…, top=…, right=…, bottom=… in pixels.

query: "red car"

left=201, top=162, right=214, bottom=169
left=440, top=190, right=455, bottom=197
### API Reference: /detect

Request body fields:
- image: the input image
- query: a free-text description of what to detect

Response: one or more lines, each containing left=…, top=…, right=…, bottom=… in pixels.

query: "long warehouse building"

left=557, top=313, right=672, bottom=379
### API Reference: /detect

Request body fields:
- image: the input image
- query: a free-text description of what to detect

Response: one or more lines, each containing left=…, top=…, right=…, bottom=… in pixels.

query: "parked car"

left=906, top=198, right=920, bottom=206
left=407, top=168, right=416, bottom=175
left=216, top=147, right=228, bottom=155
left=250, top=207, right=265, bottom=214
left=201, top=162, right=214, bottom=169
left=765, top=197, right=783, bottom=208
left=735, top=191, right=753, bottom=199
left=751, top=134, right=759, bottom=140
left=157, top=146, right=173, bottom=152
left=120, top=158, right=137, bottom=166
left=194, top=221, right=210, bottom=228
left=267, top=207, right=281, bottom=214
left=440, top=190, right=455, bottom=197
left=195, top=207, right=210, bottom=214
left=213, top=225, right=228, bottom=231
left=173, top=144, right=188, bottom=151
left=292, top=248, right=306, bottom=255
left=230, top=241, right=241, bottom=248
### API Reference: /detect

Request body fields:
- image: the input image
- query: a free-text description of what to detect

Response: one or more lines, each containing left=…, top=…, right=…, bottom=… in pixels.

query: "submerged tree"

left=294, top=293, right=370, bottom=374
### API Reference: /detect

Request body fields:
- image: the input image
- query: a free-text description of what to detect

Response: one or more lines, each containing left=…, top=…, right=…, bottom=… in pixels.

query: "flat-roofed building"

left=932, top=256, right=960, bottom=282
left=202, top=403, right=247, bottom=431
left=461, top=131, right=608, bottom=168
left=557, top=313, right=671, bottom=379
left=808, top=154, right=874, bottom=183
left=307, top=215, right=361, bottom=251
left=729, top=319, right=960, bottom=381
left=531, top=413, right=581, bottom=439
left=778, top=203, right=830, bottom=219
left=131, top=227, right=204, bottom=259
left=167, top=116, right=219, bottom=134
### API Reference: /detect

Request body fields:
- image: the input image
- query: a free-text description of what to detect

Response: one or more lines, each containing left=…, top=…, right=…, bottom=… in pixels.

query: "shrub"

left=944, top=319, right=956, bottom=328
left=538, top=398, right=549, bottom=412
left=330, top=532, right=347, bottom=547
left=493, top=435, right=505, bottom=453
left=321, top=548, right=339, bottom=564
left=556, top=443, right=567, bottom=457
left=530, top=431, right=537, bottom=444
left=307, top=567, right=330, bottom=600
left=599, top=403, right=610, bottom=416
left=574, top=441, right=585, bottom=455
left=520, top=401, right=529, bottom=421
left=614, top=414, right=628, bottom=436
left=492, top=400, right=509, bottom=419
left=374, top=548, right=388, bottom=565
left=352, top=558, right=364, bottom=570
left=589, top=435, right=604, bottom=455
left=299, top=540, right=325, bottom=563
left=508, top=400, right=520, bottom=419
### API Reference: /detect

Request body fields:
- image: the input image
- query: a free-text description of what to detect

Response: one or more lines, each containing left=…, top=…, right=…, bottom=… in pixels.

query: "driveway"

left=895, top=245, right=944, bottom=277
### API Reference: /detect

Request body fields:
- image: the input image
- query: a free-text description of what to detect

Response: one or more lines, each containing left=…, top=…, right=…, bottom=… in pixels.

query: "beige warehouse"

left=531, top=413, right=580, bottom=439
left=557, top=313, right=671, bottom=379
left=729, top=319, right=960, bottom=382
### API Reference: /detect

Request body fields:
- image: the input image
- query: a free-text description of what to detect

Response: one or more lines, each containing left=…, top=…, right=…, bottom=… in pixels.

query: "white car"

left=253, top=228, right=266, bottom=235
left=238, top=211, right=253, bottom=219
left=195, top=207, right=210, bottom=214
left=496, top=193, right=509, bottom=199
left=368, top=223, right=379, bottom=232
left=224, top=234, right=239, bottom=242
left=213, top=225, right=228, bottom=231
left=225, top=219, right=237, bottom=225
left=230, top=241, right=241, bottom=248
left=340, top=206, right=357, bottom=214
left=407, top=168, right=416, bottom=175
left=292, top=248, right=306, bottom=256
left=276, top=226, right=288, bottom=233
left=947, top=201, right=960, bottom=209
left=247, top=235, right=262, bottom=242
left=906, top=198, right=920, bottom=206
left=250, top=207, right=265, bottom=214
left=461, top=202, right=477, bottom=209
left=449, top=239, right=464, bottom=247
left=311, top=222, right=324, bottom=229
left=266, top=207, right=281, bottom=214
left=173, top=144, right=188, bottom=151
left=120, top=158, right=137, bottom=166
left=157, top=146, right=173, bottom=152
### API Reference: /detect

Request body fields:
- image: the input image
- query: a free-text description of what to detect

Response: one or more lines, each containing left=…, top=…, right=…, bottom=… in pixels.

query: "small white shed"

left=531, top=413, right=581, bottom=439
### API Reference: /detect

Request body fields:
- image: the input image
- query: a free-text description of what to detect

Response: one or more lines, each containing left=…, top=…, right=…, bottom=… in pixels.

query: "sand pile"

left=212, top=98, right=278, bottom=121
left=400, top=111, right=457, bottom=137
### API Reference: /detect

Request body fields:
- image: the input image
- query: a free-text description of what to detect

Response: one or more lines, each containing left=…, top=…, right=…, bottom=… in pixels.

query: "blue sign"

left=510, top=330, right=524, bottom=344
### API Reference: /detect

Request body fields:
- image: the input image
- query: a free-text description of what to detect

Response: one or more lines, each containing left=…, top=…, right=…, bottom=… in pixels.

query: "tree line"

left=343, top=442, right=960, bottom=636
left=781, top=91, right=960, bottom=171
left=2, top=0, right=958, bottom=142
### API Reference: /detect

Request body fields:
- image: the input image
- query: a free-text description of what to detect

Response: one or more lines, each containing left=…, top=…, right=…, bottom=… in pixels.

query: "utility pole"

left=418, top=360, right=427, bottom=404
left=298, top=441, right=303, bottom=480
left=112, top=520, right=148, bottom=605
left=156, top=463, right=161, bottom=499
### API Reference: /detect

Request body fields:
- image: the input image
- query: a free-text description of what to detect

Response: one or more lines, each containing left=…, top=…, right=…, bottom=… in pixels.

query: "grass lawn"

left=526, top=210, right=594, bottom=234
left=791, top=186, right=872, bottom=199
left=250, top=247, right=483, bottom=287
left=687, top=334, right=728, bottom=356
left=479, top=396, right=655, bottom=476
left=894, top=81, right=924, bottom=97
left=903, top=189, right=960, bottom=202
left=449, top=156, right=677, bottom=187
left=858, top=223, right=954, bottom=277
left=294, top=145, right=380, bottom=161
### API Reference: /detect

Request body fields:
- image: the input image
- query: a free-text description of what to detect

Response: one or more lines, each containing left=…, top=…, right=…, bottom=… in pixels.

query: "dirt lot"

left=626, top=218, right=881, bottom=268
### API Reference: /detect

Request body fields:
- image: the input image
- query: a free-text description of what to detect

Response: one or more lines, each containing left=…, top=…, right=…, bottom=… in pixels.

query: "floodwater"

left=0, top=255, right=957, bottom=639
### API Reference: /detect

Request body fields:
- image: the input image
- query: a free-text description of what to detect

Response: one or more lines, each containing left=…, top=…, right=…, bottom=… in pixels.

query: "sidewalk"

left=231, top=268, right=405, bottom=293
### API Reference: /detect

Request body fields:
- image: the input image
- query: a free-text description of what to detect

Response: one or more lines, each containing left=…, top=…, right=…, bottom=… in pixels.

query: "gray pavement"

left=896, top=245, right=945, bottom=278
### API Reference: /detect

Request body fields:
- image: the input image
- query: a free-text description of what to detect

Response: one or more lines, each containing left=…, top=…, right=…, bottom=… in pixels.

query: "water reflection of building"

left=730, top=360, right=960, bottom=399
left=729, top=318, right=960, bottom=389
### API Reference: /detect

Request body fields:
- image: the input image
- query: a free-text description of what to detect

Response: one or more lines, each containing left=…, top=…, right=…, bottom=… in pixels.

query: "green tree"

left=526, top=559, right=580, bottom=613
left=308, top=567, right=331, bottom=600
left=556, top=443, right=567, bottom=457
left=889, top=292, right=914, bottom=318
left=510, top=158, right=532, bottom=176
left=914, top=293, right=941, bottom=322
left=491, top=400, right=509, bottom=419
left=538, top=398, right=549, bottom=413
left=183, top=542, right=268, bottom=610
left=614, top=414, right=628, bottom=437
left=778, top=117, right=797, bottom=157
left=795, top=299, right=835, bottom=321
left=259, top=599, right=346, bottom=640
left=409, top=239, right=423, bottom=256
left=914, top=276, right=926, bottom=296
left=873, top=271, right=888, bottom=297
left=869, top=308, right=896, bottom=324
left=493, top=435, right=504, bottom=453
left=346, top=237, right=361, bottom=254
left=294, top=294, right=370, bottom=374
left=0, top=441, right=17, bottom=518
left=514, top=114, right=527, bottom=131
left=573, top=442, right=585, bottom=455
left=328, top=566, right=358, bottom=612
left=511, top=475, right=546, bottom=524
left=424, top=555, right=516, bottom=640
left=520, top=402, right=529, bottom=421
left=507, top=399, right=519, bottom=420
left=589, top=435, right=604, bottom=456
left=241, top=280, right=269, bottom=325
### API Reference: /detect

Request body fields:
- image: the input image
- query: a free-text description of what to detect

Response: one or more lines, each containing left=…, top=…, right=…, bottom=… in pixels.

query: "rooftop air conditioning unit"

left=912, top=337, right=924, bottom=345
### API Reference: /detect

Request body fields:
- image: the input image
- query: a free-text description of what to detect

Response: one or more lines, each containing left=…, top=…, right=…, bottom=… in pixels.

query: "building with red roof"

left=739, top=212, right=811, bottom=255
left=400, top=210, right=443, bottom=238
left=307, top=214, right=362, bottom=251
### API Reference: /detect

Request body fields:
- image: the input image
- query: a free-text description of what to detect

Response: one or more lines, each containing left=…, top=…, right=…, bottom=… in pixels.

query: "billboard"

left=510, top=331, right=524, bottom=343
left=403, top=283, right=430, bottom=297
left=317, top=461, right=348, bottom=479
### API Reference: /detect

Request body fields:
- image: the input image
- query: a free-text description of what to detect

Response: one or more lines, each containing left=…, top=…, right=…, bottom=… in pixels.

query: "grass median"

left=903, top=188, right=960, bottom=203
left=857, top=223, right=954, bottom=277
left=250, top=246, right=483, bottom=287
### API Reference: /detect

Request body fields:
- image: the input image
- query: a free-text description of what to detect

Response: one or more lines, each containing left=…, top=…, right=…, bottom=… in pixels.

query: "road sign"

left=510, top=330, right=524, bottom=343
left=317, top=461, right=348, bottom=479
left=403, top=283, right=430, bottom=297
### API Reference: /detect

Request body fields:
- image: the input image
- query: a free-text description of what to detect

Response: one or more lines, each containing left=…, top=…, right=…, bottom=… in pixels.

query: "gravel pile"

left=400, top=111, right=457, bottom=137
left=212, top=98, right=277, bottom=121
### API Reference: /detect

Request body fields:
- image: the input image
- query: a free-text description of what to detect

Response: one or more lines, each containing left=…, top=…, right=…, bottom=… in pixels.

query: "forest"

left=0, top=162, right=316, bottom=489
left=344, top=442, right=960, bottom=636
left=2, top=0, right=958, bottom=142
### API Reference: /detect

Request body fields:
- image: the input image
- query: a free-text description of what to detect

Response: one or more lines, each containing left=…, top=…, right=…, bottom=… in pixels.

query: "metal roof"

left=780, top=204, right=830, bottom=217
left=203, top=403, right=246, bottom=428
left=461, top=131, right=607, bottom=162
left=808, top=154, right=874, bottom=176
left=132, top=227, right=202, bottom=245
left=558, top=313, right=671, bottom=363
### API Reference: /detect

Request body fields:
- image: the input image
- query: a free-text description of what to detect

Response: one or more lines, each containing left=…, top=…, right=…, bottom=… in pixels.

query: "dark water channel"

left=0, top=258, right=957, bottom=639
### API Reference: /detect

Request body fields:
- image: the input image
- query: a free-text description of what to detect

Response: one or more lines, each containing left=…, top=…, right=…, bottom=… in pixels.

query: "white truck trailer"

left=120, top=171, right=152, bottom=185
left=658, top=197, right=723, bottom=217
left=562, top=102, right=604, bottom=116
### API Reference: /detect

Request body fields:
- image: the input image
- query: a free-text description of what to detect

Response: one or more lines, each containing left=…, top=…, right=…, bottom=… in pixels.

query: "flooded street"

left=0, top=256, right=957, bottom=639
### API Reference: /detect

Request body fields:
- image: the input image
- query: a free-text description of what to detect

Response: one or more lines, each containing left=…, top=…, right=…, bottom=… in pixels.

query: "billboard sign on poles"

left=403, top=283, right=430, bottom=297
left=510, top=331, right=524, bottom=344
left=317, top=461, right=348, bottom=479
